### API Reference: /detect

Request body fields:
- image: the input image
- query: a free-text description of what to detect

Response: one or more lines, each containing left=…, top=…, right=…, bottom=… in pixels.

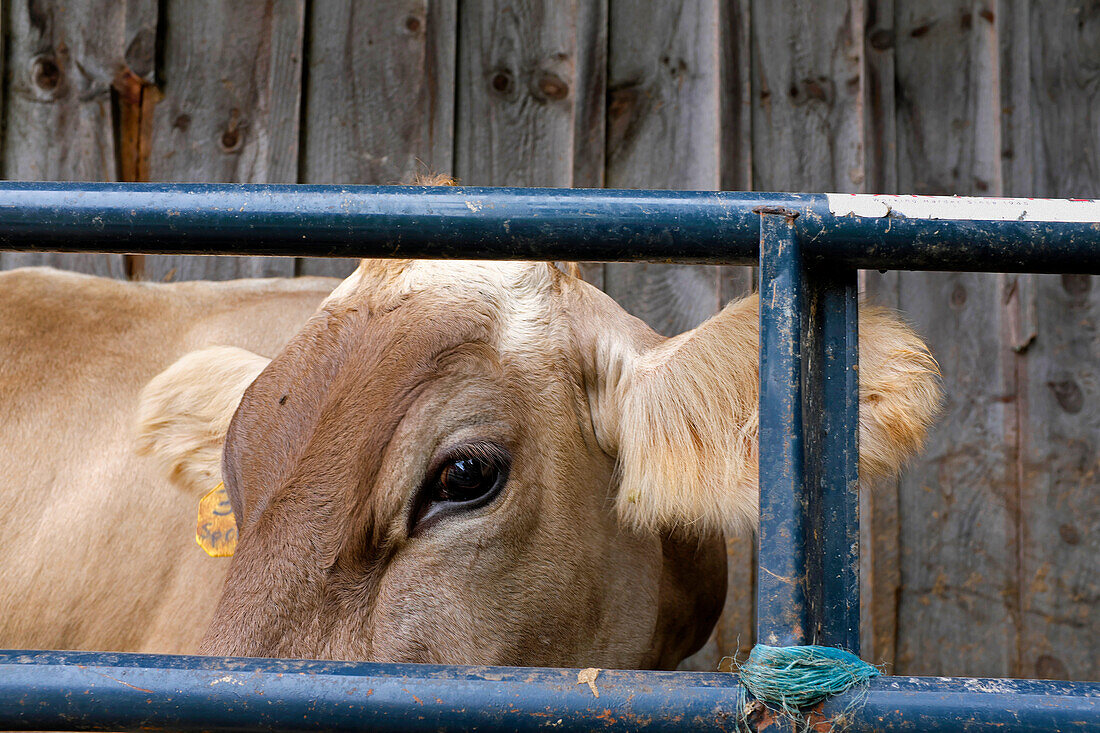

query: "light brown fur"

left=608, top=295, right=942, bottom=534
left=0, top=267, right=337, bottom=653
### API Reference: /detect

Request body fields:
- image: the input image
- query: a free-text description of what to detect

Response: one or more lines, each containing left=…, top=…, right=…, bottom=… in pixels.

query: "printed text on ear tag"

left=196, top=481, right=237, bottom=557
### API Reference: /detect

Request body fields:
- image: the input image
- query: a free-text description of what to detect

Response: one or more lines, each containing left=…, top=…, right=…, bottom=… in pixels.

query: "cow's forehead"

left=322, top=259, right=563, bottom=354
left=325, top=259, right=556, bottom=300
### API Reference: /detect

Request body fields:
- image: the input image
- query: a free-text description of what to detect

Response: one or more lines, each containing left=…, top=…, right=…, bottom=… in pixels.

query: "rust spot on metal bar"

left=753, top=206, right=801, bottom=225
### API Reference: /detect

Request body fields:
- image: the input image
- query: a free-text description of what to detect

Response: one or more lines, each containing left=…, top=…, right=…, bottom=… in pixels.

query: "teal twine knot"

left=738, top=644, right=880, bottom=719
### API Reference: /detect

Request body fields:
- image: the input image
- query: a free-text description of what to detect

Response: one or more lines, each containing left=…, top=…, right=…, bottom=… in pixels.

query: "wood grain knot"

left=534, top=72, right=569, bottom=101
left=1061, top=274, right=1091, bottom=297
left=949, top=283, right=967, bottom=308
left=30, top=54, right=61, bottom=95
left=868, top=28, right=894, bottom=50
left=1058, top=523, right=1081, bottom=545
left=1047, top=378, right=1084, bottom=414
left=1035, top=654, right=1068, bottom=680
left=490, top=69, right=515, bottom=96
left=789, top=77, right=834, bottom=106
left=608, top=83, right=639, bottom=119
left=220, top=108, right=244, bottom=153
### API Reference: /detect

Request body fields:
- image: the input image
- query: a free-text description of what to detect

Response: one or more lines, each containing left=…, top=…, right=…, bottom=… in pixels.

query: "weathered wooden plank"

left=863, top=0, right=897, bottom=196
left=717, top=0, right=754, bottom=311
left=717, top=0, right=755, bottom=357
left=749, top=0, right=866, bottom=194
left=454, top=0, right=605, bottom=289
left=570, top=0, right=608, bottom=191
left=894, top=272, right=1016, bottom=678
left=140, top=0, right=305, bottom=282
left=455, top=0, right=583, bottom=186
left=571, top=0, right=608, bottom=290
left=1005, top=0, right=1099, bottom=682
left=0, top=0, right=154, bottom=276
left=994, top=0, right=1035, bottom=683
left=604, top=0, right=720, bottom=339
left=1014, top=273, right=1100, bottom=682
left=891, top=0, right=1015, bottom=678
left=861, top=0, right=899, bottom=668
left=717, top=0, right=754, bottom=310
left=299, top=0, right=458, bottom=278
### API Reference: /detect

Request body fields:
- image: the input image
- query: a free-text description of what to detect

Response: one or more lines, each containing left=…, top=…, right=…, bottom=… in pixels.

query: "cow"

left=0, top=267, right=338, bottom=654
left=133, top=258, right=941, bottom=669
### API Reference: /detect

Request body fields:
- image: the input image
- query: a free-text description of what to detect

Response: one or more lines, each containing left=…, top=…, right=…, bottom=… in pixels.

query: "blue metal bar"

left=817, top=676, right=1100, bottom=733
left=756, top=210, right=861, bottom=653
left=756, top=209, right=814, bottom=648
left=807, top=266, right=861, bottom=652
left=0, top=183, right=1097, bottom=272
left=1, top=651, right=1096, bottom=732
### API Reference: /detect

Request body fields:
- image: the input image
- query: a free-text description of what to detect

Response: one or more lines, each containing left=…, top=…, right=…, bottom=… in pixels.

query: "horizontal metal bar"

left=0, top=183, right=1097, bottom=272
left=819, top=676, right=1100, bottom=733
left=1, top=651, right=1097, bottom=732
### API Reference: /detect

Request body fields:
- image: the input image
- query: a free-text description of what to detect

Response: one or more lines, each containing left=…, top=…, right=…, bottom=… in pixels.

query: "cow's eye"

left=410, top=445, right=510, bottom=534
left=437, top=457, right=499, bottom=502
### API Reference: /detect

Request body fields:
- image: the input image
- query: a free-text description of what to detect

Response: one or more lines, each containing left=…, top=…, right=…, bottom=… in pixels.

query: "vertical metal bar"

left=756, top=209, right=813, bottom=647
left=756, top=208, right=861, bottom=653
left=805, top=268, right=861, bottom=653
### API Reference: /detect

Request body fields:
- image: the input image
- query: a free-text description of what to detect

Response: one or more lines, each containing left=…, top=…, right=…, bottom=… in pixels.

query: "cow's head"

left=139, top=260, right=940, bottom=669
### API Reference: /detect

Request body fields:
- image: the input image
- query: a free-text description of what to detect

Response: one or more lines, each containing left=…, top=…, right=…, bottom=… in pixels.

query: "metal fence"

left=0, top=183, right=1097, bottom=731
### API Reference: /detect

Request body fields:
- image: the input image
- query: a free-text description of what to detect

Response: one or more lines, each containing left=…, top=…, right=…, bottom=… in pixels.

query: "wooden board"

left=861, top=0, right=900, bottom=668
left=141, top=0, right=305, bottom=282
left=1007, top=0, right=1099, bottom=681
left=604, top=0, right=721, bottom=337
left=890, top=0, right=1016, bottom=678
left=298, top=0, right=458, bottom=278
left=453, top=0, right=606, bottom=285
left=570, top=0, right=608, bottom=289
left=0, top=0, right=155, bottom=276
left=456, top=0, right=584, bottom=187
left=749, top=0, right=866, bottom=194
left=1014, top=272, right=1100, bottom=681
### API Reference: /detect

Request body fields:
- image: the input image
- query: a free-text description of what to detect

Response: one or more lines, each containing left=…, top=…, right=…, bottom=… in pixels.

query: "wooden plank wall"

left=0, top=0, right=1095, bottom=680
left=861, top=0, right=1099, bottom=680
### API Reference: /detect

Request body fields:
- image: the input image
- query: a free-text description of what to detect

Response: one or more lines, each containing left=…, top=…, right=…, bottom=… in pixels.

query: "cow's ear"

left=586, top=292, right=942, bottom=535
left=136, top=346, right=270, bottom=495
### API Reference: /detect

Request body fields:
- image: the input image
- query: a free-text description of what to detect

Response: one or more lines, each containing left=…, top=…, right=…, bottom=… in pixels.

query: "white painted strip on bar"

left=826, top=193, right=1100, bottom=223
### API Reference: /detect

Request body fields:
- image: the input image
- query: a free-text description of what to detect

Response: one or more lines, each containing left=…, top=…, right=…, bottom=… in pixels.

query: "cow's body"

left=0, top=268, right=337, bottom=653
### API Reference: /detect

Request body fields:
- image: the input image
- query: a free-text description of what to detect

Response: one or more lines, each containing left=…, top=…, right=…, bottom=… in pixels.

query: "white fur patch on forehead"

left=403, top=261, right=558, bottom=355
left=397, top=260, right=554, bottom=295
left=321, top=259, right=559, bottom=354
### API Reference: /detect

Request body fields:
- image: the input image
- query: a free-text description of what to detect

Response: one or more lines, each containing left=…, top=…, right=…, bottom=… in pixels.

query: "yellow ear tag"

left=196, top=482, right=237, bottom=557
